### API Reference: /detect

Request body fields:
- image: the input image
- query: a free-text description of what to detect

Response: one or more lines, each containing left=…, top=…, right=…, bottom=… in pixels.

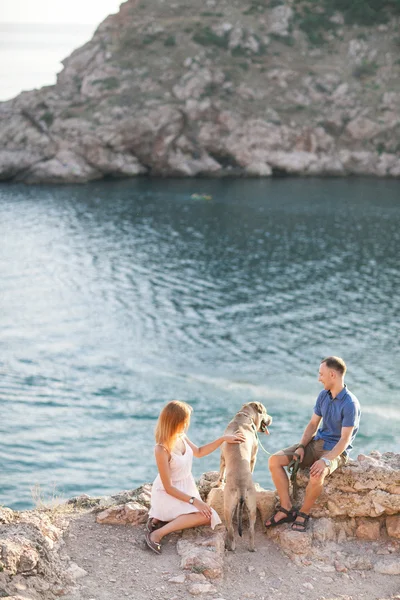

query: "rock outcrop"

left=0, top=507, right=76, bottom=599
left=207, top=451, right=400, bottom=574
left=1, top=0, right=400, bottom=183
left=1, top=452, right=399, bottom=598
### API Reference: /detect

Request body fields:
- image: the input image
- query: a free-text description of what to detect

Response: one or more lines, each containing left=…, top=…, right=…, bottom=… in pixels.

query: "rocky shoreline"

left=1, top=451, right=399, bottom=600
left=1, top=0, right=400, bottom=184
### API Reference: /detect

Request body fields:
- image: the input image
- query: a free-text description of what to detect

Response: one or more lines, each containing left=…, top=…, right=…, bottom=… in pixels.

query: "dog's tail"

left=238, top=496, right=245, bottom=537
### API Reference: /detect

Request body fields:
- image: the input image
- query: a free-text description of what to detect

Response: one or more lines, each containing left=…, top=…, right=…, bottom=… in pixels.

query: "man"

left=265, top=356, right=361, bottom=532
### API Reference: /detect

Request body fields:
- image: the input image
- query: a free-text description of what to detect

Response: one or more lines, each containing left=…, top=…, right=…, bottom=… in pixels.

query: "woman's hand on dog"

left=223, top=433, right=246, bottom=444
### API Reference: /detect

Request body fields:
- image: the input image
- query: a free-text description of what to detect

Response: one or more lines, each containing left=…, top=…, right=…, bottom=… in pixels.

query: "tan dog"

left=218, top=401, right=272, bottom=552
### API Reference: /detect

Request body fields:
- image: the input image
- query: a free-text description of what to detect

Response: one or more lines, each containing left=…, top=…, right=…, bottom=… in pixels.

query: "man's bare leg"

left=265, top=453, right=293, bottom=526
left=292, top=470, right=327, bottom=529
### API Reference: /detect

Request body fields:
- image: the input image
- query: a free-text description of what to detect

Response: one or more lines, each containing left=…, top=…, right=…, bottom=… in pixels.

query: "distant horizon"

left=0, top=21, right=96, bottom=27
left=0, top=0, right=121, bottom=26
left=0, top=20, right=97, bottom=101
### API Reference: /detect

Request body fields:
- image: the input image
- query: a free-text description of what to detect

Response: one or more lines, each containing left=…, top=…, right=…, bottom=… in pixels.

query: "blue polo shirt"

left=313, top=385, right=361, bottom=454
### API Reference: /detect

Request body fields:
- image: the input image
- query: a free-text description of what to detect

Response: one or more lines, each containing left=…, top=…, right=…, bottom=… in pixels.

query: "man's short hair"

left=321, top=356, right=347, bottom=376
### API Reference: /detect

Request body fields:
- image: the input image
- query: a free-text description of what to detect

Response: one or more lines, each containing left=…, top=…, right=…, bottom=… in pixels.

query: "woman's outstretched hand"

left=223, top=433, right=246, bottom=444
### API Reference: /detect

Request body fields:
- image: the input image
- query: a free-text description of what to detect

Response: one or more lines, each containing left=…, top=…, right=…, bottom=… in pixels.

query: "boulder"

left=355, top=518, right=381, bottom=540
left=386, top=515, right=400, bottom=539
left=21, top=150, right=100, bottom=184
left=176, top=529, right=225, bottom=580
left=267, top=6, right=293, bottom=38
left=345, top=117, right=382, bottom=141
left=96, top=501, right=148, bottom=526
left=296, top=452, right=400, bottom=519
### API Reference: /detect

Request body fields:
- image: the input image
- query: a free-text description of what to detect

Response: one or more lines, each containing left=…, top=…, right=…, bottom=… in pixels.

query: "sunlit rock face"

left=1, top=0, right=400, bottom=183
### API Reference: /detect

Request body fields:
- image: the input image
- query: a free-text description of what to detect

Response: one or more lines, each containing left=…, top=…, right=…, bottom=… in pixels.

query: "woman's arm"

left=154, top=446, right=211, bottom=517
left=184, top=433, right=246, bottom=458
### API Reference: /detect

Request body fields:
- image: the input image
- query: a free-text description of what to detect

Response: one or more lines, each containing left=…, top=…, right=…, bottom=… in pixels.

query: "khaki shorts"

left=280, top=438, right=348, bottom=476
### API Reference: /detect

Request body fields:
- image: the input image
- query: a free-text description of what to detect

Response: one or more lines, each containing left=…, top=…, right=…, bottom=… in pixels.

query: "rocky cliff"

left=1, top=0, right=400, bottom=183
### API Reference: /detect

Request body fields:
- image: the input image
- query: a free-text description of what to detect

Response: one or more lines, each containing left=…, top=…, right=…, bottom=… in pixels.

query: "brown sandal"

left=144, top=530, right=162, bottom=555
left=145, top=518, right=166, bottom=533
left=265, top=505, right=296, bottom=528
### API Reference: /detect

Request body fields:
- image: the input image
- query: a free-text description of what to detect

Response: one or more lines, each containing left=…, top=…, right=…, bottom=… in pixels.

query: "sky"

left=0, top=0, right=124, bottom=100
left=0, top=0, right=122, bottom=25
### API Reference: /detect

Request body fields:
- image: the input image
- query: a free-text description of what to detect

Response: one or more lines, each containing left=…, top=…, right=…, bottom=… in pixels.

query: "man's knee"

left=269, top=453, right=290, bottom=470
left=308, top=471, right=326, bottom=486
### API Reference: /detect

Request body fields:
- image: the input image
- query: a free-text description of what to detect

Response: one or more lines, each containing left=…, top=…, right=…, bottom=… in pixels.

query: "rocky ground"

left=1, top=0, right=400, bottom=182
left=60, top=511, right=400, bottom=600
left=1, top=453, right=399, bottom=599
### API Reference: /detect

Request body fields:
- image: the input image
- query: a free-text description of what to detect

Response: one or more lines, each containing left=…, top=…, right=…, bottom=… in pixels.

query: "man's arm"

left=323, top=426, right=354, bottom=461
left=309, top=426, right=354, bottom=477
left=294, top=413, right=322, bottom=461
left=299, top=413, right=322, bottom=447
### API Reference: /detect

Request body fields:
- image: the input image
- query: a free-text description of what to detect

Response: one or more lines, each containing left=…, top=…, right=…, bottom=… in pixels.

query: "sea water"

left=0, top=177, right=399, bottom=509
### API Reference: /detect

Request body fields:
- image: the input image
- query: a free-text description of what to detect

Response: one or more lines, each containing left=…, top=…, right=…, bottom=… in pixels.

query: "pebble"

left=188, top=583, right=217, bottom=596
left=188, top=573, right=207, bottom=583
left=248, top=566, right=255, bottom=573
left=168, top=575, right=186, bottom=584
left=302, top=582, right=314, bottom=590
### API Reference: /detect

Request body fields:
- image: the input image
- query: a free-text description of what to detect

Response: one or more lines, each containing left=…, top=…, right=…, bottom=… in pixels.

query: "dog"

left=217, top=401, right=272, bottom=552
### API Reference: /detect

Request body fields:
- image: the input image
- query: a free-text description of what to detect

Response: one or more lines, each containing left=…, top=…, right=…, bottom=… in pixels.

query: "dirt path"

left=61, top=512, right=399, bottom=600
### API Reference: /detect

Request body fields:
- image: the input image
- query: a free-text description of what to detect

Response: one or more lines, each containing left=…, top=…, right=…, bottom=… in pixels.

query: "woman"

left=145, top=400, right=245, bottom=554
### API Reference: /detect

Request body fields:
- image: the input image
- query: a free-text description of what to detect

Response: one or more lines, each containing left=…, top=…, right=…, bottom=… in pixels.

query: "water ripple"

left=0, top=178, right=399, bottom=508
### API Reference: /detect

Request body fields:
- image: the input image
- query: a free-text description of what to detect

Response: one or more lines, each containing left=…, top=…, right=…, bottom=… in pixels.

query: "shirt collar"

left=327, top=384, right=347, bottom=401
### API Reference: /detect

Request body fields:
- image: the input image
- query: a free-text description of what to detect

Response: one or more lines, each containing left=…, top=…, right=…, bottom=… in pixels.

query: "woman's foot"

left=144, top=530, right=162, bottom=554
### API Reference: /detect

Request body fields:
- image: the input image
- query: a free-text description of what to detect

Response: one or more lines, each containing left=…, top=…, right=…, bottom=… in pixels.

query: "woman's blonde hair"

left=155, top=400, right=193, bottom=452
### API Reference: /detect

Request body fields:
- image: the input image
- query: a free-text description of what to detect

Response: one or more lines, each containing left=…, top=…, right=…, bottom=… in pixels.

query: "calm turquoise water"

left=1, top=177, right=399, bottom=510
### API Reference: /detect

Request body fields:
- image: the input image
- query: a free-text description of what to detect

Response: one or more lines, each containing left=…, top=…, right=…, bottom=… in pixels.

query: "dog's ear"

left=247, top=401, right=264, bottom=414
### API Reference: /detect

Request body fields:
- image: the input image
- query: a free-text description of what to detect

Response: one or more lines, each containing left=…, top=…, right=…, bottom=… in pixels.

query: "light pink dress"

left=149, top=437, right=221, bottom=529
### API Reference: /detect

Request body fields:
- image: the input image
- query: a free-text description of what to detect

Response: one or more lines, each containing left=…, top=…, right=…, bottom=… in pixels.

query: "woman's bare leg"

left=150, top=512, right=210, bottom=544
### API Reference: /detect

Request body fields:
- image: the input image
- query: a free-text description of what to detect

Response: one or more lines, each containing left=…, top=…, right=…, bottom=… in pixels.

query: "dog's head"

left=241, top=401, right=272, bottom=434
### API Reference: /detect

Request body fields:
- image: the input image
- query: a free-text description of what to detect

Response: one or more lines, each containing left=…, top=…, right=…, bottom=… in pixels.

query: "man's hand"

left=294, top=446, right=305, bottom=462
left=310, top=458, right=328, bottom=478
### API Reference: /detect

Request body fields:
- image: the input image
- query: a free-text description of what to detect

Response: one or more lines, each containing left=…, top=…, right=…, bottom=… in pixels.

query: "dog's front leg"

left=217, top=451, right=226, bottom=487
left=250, top=445, right=257, bottom=473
